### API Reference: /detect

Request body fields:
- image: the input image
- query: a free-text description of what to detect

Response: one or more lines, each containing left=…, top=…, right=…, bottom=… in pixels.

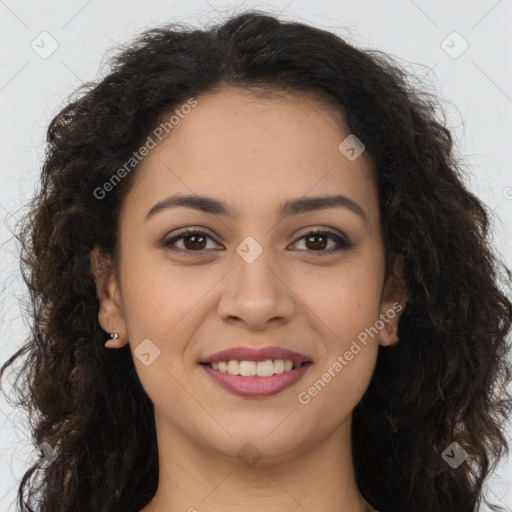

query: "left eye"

left=162, top=228, right=350, bottom=255
left=292, top=230, right=350, bottom=252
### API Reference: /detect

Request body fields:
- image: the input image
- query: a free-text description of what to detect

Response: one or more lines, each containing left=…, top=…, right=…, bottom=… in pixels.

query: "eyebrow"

left=144, top=193, right=369, bottom=224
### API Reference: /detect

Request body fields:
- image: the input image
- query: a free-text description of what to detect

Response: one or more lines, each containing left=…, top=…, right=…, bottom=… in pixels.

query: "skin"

left=91, top=86, right=407, bottom=512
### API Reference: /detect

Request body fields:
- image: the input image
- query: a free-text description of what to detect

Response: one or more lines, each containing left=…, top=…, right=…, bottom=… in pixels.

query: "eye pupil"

left=306, top=234, right=327, bottom=251
left=184, top=234, right=206, bottom=250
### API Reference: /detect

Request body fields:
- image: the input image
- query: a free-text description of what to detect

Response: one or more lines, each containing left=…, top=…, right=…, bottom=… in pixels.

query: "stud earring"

left=104, top=332, right=120, bottom=348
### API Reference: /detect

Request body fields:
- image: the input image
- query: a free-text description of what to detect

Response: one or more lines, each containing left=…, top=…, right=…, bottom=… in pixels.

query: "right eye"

left=162, top=228, right=222, bottom=254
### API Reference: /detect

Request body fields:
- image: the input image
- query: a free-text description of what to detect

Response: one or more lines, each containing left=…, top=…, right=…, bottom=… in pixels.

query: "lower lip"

left=201, top=362, right=313, bottom=398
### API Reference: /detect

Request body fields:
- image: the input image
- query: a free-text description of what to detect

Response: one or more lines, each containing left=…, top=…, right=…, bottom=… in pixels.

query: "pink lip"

left=199, top=346, right=313, bottom=398
left=200, top=346, right=311, bottom=365
left=201, top=361, right=313, bottom=398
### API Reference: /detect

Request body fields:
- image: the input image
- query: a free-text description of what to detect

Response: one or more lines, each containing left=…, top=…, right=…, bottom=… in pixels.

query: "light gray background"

left=1, top=0, right=511, bottom=510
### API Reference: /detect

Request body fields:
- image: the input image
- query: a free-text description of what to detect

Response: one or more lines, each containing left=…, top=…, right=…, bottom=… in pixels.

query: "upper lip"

left=200, top=346, right=312, bottom=364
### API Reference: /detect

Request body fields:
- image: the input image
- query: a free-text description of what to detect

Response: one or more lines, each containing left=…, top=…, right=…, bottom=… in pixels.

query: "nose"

left=216, top=247, right=296, bottom=330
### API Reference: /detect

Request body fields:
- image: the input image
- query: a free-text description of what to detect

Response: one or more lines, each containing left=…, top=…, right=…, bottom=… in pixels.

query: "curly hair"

left=1, top=10, right=511, bottom=512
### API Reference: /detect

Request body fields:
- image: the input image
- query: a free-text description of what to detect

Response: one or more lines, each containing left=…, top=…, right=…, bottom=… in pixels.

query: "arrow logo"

left=339, top=134, right=365, bottom=161
left=440, top=31, right=469, bottom=60
left=441, top=441, right=468, bottom=468
left=37, top=441, right=59, bottom=466
left=134, top=339, right=161, bottom=366
left=236, top=236, right=263, bottom=263
left=236, top=442, right=262, bottom=468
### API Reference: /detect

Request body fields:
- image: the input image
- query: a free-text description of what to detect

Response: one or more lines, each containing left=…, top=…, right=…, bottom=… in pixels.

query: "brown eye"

left=162, top=229, right=219, bottom=254
left=304, top=233, right=328, bottom=251
left=292, top=230, right=351, bottom=254
left=182, top=233, right=207, bottom=251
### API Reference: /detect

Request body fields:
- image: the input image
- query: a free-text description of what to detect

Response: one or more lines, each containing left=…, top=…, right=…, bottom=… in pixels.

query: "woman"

left=1, top=10, right=511, bottom=512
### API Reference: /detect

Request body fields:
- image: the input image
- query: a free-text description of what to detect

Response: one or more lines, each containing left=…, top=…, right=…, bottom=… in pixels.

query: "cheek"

left=296, top=252, right=384, bottom=347
left=293, top=254, right=383, bottom=407
left=297, top=299, right=379, bottom=424
left=120, top=244, right=213, bottom=340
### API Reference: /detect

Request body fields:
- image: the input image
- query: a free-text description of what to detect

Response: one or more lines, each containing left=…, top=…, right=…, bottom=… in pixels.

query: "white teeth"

left=274, top=359, right=285, bottom=374
left=239, top=360, right=256, bottom=376
left=209, top=359, right=302, bottom=377
left=257, top=360, right=275, bottom=377
left=227, top=360, right=240, bottom=375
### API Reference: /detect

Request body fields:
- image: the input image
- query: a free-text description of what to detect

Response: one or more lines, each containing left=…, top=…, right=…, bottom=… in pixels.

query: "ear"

left=378, top=255, right=408, bottom=347
left=89, top=246, right=129, bottom=349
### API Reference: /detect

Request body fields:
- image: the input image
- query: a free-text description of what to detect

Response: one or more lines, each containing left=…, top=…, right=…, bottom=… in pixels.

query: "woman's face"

left=94, top=86, right=405, bottom=462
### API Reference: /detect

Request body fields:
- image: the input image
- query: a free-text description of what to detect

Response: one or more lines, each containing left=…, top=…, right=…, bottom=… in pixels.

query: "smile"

left=200, top=360, right=313, bottom=398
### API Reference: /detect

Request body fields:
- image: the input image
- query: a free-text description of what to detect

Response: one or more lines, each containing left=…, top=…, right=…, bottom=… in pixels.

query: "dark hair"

left=2, top=9, right=511, bottom=512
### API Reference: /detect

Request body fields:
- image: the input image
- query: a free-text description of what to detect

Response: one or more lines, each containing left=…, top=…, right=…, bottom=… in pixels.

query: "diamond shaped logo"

left=441, top=31, right=469, bottom=59
left=236, top=236, right=263, bottom=264
left=37, top=440, right=59, bottom=468
left=31, top=31, right=59, bottom=59
left=338, top=134, right=365, bottom=161
left=134, top=338, right=161, bottom=366
left=236, top=442, right=262, bottom=468
left=441, top=441, right=469, bottom=469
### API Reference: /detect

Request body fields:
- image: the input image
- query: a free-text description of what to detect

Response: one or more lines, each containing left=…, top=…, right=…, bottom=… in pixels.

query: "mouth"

left=199, top=346, right=313, bottom=398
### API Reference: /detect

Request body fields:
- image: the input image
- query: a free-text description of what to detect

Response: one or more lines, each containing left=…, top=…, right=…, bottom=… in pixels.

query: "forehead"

left=123, top=87, right=378, bottom=223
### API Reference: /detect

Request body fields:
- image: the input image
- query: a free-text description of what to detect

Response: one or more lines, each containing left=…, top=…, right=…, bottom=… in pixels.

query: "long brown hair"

left=2, top=10, right=511, bottom=512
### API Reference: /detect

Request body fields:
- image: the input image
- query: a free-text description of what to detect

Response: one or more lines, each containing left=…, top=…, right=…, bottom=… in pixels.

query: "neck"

left=140, top=411, right=374, bottom=512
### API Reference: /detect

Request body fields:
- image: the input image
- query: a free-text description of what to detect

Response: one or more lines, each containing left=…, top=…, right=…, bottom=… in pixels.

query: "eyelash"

left=162, top=227, right=351, bottom=256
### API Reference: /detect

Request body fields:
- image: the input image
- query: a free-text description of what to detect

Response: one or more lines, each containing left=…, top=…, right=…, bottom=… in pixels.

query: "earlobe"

left=104, top=332, right=128, bottom=349
left=378, top=256, right=408, bottom=347
left=90, top=246, right=129, bottom=348
left=378, top=301, right=404, bottom=347
left=379, top=320, right=400, bottom=347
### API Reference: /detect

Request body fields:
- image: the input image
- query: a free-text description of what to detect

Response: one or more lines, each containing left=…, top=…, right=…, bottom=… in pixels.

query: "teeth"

left=209, top=359, right=302, bottom=377
left=257, top=360, right=274, bottom=377
left=239, top=360, right=256, bottom=376
left=227, top=360, right=239, bottom=375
